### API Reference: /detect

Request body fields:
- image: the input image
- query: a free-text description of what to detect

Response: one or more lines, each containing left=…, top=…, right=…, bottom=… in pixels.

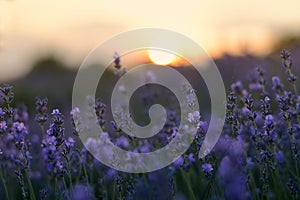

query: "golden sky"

left=1, top=0, right=300, bottom=80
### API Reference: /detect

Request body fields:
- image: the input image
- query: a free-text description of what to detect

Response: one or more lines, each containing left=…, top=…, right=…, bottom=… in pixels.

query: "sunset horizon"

left=1, top=0, right=300, bottom=80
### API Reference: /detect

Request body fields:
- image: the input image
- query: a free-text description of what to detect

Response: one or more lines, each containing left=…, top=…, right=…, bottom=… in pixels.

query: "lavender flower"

left=47, top=109, right=65, bottom=147
left=39, top=188, right=47, bottom=200
left=2, top=49, right=300, bottom=199
left=173, top=156, right=184, bottom=168
left=94, top=98, right=106, bottom=128
left=70, top=107, right=81, bottom=137
left=249, top=82, right=263, bottom=92
left=0, top=84, right=14, bottom=105
left=40, top=109, right=68, bottom=180
left=275, top=151, right=284, bottom=164
left=65, top=137, right=75, bottom=150
left=201, top=163, right=213, bottom=173
left=246, top=157, right=254, bottom=168
left=13, top=105, right=29, bottom=123
left=15, top=169, right=26, bottom=198
left=12, top=122, right=28, bottom=150
left=0, top=121, right=7, bottom=135
left=296, top=97, right=300, bottom=115
left=280, top=49, right=292, bottom=70
left=113, top=52, right=127, bottom=77
left=0, top=108, right=5, bottom=119
left=281, top=50, right=299, bottom=99
left=35, top=97, right=48, bottom=125
left=114, top=52, right=121, bottom=69
left=187, top=111, right=200, bottom=123
left=287, top=178, right=299, bottom=198
left=70, top=184, right=95, bottom=200
left=231, top=81, right=243, bottom=94
left=70, top=107, right=80, bottom=116
left=51, top=109, right=60, bottom=115
left=264, top=115, right=274, bottom=130
left=187, top=153, right=195, bottom=163
left=261, top=96, right=271, bottom=117
left=272, top=76, right=283, bottom=95
left=115, top=136, right=129, bottom=148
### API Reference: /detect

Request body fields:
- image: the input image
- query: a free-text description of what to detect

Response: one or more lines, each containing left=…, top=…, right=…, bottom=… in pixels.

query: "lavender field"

left=1, top=46, right=300, bottom=200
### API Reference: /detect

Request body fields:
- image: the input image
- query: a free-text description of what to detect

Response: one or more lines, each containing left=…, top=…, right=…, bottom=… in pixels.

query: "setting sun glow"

left=148, top=49, right=176, bottom=65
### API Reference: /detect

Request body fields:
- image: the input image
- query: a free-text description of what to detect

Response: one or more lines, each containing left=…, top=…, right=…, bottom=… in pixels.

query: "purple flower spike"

left=202, top=163, right=213, bottom=173
left=276, top=151, right=285, bottom=164
left=173, top=156, right=184, bottom=168
left=0, top=121, right=7, bottom=131
left=51, top=109, right=61, bottom=115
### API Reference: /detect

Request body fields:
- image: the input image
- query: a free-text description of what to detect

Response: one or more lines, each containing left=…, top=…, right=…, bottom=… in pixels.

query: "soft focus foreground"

left=1, top=50, right=300, bottom=199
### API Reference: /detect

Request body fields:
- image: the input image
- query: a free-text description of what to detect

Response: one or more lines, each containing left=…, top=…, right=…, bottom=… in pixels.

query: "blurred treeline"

left=2, top=36, right=300, bottom=118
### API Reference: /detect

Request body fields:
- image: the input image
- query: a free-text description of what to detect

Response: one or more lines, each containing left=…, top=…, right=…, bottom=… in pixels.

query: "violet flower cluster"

left=0, top=50, right=300, bottom=199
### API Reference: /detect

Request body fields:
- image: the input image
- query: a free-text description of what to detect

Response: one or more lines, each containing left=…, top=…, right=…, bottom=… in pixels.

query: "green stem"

left=287, top=121, right=299, bottom=179
left=25, top=170, right=36, bottom=200
left=6, top=103, right=12, bottom=122
left=89, top=166, right=93, bottom=185
left=287, top=68, right=298, bottom=97
left=250, top=173, right=258, bottom=200
left=270, top=169, right=280, bottom=199
left=66, top=160, right=73, bottom=189
left=62, top=177, right=70, bottom=199
left=0, top=168, right=9, bottom=200
left=180, top=169, right=196, bottom=200
left=293, top=84, right=298, bottom=97
left=39, top=124, right=46, bottom=136
left=105, top=182, right=108, bottom=200
left=54, top=177, right=59, bottom=199
left=82, top=164, right=89, bottom=183
left=112, top=184, right=115, bottom=200
left=21, top=186, right=26, bottom=200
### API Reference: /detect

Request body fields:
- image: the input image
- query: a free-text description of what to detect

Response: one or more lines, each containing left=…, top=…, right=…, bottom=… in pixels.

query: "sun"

left=148, top=49, right=176, bottom=65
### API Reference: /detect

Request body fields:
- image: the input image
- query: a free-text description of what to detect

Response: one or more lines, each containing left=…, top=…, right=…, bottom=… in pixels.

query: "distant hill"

left=3, top=40, right=300, bottom=116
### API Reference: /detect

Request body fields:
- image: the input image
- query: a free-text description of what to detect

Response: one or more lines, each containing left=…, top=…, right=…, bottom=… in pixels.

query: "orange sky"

left=1, top=0, right=300, bottom=80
